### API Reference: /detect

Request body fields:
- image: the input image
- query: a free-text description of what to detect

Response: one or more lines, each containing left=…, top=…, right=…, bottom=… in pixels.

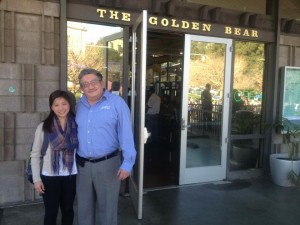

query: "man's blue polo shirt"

left=76, top=90, right=136, bottom=172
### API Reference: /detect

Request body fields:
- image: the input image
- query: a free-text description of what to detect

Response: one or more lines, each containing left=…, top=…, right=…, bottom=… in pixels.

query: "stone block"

left=0, top=129, right=3, bottom=145
left=16, top=30, right=41, bottom=49
left=36, top=97, right=51, bottom=112
left=0, top=80, right=21, bottom=95
left=54, top=49, right=61, bottom=65
left=40, top=112, right=49, bottom=121
left=35, top=65, right=60, bottom=81
left=15, top=143, right=32, bottom=161
left=0, top=113, right=4, bottom=127
left=0, top=63, right=22, bottom=79
left=4, top=145, right=14, bottom=160
left=0, top=96, right=22, bottom=111
left=44, top=49, right=54, bottom=65
left=24, top=180, right=42, bottom=201
left=23, top=96, right=35, bottom=112
left=4, top=112, right=15, bottom=129
left=4, top=28, right=13, bottom=46
left=54, top=33, right=60, bottom=49
left=0, top=114, right=3, bottom=160
left=4, top=11, right=13, bottom=29
left=16, top=113, right=42, bottom=128
left=44, top=33, right=54, bottom=49
left=4, top=128, right=14, bottom=145
left=16, top=113, right=46, bottom=128
left=0, top=146, right=4, bottom=161
left=16, top=46, right=41, bottom=64
left=16, top=128, right=36, bottom=145
left=7, top=0, right=43, bottom=16
left=54, top=18, right=60, bottom=34
left=43, top=2, right=60, bottom=17
left=24, top=180, right=35, bottom=201
left=44, top=17, right=54, bottom=33
left=22, top=80, right=35, bottom=96
left=23, top=64, right=35, bottom=80
left=4, top=46, right=14, bottom=63
left=36, top=81, right=59, bottom=96
left=15, top=13, right=42, bottom=33
left=0, top=161, right=25, bottom=204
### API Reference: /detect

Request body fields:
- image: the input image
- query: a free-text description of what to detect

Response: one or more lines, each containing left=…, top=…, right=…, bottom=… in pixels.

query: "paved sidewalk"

left=1, top=176, right=300, bottom=225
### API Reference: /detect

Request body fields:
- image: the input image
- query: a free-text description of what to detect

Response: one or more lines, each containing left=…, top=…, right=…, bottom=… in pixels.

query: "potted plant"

left=270, top=118, right=300, bottom=187
left=230, top=110, right=260, bottom=169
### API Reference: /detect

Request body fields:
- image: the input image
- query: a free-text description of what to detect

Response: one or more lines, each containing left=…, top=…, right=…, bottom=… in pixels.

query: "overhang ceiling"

left=187, top=0, right=300, bottom=20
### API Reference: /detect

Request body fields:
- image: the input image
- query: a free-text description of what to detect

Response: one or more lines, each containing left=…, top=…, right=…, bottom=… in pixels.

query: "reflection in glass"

left=66, top=21, right=123, bottom=98
left=107, top=38, right=123, bottom=95
left=230, top=41, right=265, bottom=171
left=186, top=41, right=225, bottom=168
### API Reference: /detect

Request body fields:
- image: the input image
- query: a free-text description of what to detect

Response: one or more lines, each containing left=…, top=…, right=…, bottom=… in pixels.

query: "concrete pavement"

left=1, top=176, right=300, bottom=225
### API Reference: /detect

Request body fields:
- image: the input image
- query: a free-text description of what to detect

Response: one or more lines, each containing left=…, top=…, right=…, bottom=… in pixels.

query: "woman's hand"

left=34, top=181, right=45, bottom=195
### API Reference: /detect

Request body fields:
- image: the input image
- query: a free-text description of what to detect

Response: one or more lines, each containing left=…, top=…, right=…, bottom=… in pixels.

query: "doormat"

left=203, top=179, right=251, bottom=191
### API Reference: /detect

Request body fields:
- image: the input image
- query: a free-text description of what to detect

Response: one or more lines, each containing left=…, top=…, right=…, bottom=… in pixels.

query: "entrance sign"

left=95, top=8, right=267, bottom=41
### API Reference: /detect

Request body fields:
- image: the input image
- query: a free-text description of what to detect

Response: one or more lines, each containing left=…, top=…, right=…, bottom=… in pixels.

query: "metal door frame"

left=179, top=34, right=233, bottom=185
left=128, top=10, right=147, bottom=220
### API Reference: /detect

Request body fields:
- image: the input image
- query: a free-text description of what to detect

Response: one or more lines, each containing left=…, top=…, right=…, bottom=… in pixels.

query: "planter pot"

left=270, top=153, right=300, bottom=187
left=231, top=145, right=259, bottom=170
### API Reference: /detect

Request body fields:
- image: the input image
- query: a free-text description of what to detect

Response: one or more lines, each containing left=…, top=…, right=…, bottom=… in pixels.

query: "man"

left=201, top=83, right=213, bottom=130
left=75, top=68, right=136, bottom=225
left=146, top=86, right=161, bottom=143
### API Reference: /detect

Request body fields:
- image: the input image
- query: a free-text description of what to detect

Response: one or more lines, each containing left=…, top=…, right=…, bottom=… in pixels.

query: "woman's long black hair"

left=42, top=90, right=75, bottom=133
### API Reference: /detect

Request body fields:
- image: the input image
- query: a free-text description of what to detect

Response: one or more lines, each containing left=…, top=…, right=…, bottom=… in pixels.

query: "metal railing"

left=187, top=104, right=262, bottom=137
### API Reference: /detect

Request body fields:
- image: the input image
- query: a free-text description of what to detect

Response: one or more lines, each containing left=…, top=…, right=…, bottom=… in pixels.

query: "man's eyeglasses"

left=81, top=79, right=101, bottom=89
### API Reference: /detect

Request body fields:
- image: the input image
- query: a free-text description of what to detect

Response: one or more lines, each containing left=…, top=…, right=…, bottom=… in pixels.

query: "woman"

left=31, top=90, right=78, bottom=225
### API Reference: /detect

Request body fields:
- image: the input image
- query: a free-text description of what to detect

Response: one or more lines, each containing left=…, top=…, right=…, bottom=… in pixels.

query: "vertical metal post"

left=60, top=0, right=67, bottom=90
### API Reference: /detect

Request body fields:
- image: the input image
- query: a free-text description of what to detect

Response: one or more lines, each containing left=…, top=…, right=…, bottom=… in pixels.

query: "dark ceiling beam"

left=65, top=0, right=300, bottom=35
left=210, top=7, right=221, bottom=22
left=199, top=6, right=210, bottom=21
left=239, top=13, right=252, bottom=26
left=152, top=0, right=170, bottom=14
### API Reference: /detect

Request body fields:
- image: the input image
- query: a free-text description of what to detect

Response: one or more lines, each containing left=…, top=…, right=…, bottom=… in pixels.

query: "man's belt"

left=76, top=150, right=119, bottom=164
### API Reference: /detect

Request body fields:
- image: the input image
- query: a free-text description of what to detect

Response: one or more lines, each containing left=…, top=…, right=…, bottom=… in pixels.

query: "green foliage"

left=275, top=118, right=300, bottom=160
left=190, top=41, right=225, bottom=60
left=231, top=110, right=261, bottom=135
left=67, top=36, right=124, bottom=97
left=288, top=170, right=300, bottom=186
left=188, top=93, right=201, bottom=102
left=108, top=47, right=123, bottom=62
left=235, top=42, right=264, bottom=77
left=232, top=89, right=244, bottom=113
left=235, top=42, right=264, bottom=57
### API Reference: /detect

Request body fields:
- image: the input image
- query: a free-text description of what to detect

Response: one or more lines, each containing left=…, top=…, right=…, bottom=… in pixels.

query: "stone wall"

left=0, top=0, right=60, bottom=205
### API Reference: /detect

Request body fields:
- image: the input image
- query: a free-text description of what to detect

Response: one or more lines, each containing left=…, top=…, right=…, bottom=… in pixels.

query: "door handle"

left=143, top=127, right=150, bottom=144
left=181, top=118, right=187, bottom=130
left=181, top=118, right=191, bottom=130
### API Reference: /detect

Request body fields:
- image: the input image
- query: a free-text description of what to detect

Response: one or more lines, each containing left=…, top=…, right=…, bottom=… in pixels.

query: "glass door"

left=179, top=35, right=232, bottom=185
left=129, top=10, right=147, bottom=220
left=103, top=32, right=124, bottom=95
